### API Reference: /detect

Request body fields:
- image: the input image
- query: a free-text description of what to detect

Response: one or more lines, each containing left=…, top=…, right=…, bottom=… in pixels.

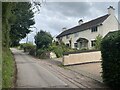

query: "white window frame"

left=91, top=26, right=98, bottom=32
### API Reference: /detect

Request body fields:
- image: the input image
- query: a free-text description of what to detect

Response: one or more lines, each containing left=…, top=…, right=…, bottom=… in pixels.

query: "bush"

left=52, top=46, right=63, bottom=58
left=49, top=42, right=77, bottom=58
left=101, top=30, right=120, bottom=88
left=94, top=34, right=102, bottom=50
left=29, top=48, right=36, bottom=56
left=20, top=43, right=35, bottom=52
left=36, top=49, right=50, bottom=59
left=49, top=43, right=63, bottom=58
left=80, top=47, right=88, bottom=51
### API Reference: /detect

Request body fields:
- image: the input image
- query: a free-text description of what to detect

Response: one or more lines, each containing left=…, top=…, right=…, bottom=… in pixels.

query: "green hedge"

left=101, top=30, right=120, bottom=88
left=20, top=43, right=35, bottom=52
left=36, top=49, right=50, bottom=59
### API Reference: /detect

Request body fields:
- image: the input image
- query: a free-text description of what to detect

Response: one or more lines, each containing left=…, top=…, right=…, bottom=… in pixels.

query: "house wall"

left=60, top=14, right=119, bottom=49
left=61, top=25, right=103, bottom=49
left=102, top=14, right=119, bottom=37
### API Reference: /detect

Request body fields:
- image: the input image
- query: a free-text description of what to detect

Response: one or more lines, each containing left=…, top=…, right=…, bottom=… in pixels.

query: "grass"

left=2, top=48, right=15, bottom=88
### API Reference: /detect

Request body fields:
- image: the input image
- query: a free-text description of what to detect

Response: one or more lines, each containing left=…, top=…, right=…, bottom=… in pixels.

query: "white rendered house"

left=56, top=6, right=120, bottom=49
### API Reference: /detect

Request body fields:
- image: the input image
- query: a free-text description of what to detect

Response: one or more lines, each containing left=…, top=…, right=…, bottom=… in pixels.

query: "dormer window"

left=91, top=26, right=98, bottom=32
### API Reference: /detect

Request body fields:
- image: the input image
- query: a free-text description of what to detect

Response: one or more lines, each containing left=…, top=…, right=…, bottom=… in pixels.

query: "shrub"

left=53, top=47, right=63, bottom=58
left=80, top=47, right=88, bottom=51
left=29, top=48, right=36, bottom=56
left=94, top=34, right=102, bottom=50
left=48, top=42, right=77, bottom=58
left=49, top=44, right=63, bottom=58
left=20, top=43, right=35, bottom=52
left=36, top=49, right=50, bottom=59
left=101, top=30, right=120, bottom=88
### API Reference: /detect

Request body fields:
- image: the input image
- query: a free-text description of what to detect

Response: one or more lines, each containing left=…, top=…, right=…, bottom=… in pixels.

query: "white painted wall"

left=61, top=25, right=103, bottom=49
left=59, top=7, right=120, bottom=49
left=102, top=14, right=119, bottom=37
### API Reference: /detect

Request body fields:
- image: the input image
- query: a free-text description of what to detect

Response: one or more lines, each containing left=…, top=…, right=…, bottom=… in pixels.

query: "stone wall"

left=63, top=51, right=101, bottom=65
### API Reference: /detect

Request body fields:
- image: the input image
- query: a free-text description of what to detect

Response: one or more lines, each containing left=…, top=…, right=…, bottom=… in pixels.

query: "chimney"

left=62, top=27, right=67, bottom=31
left=78, top=19, right=83, bottom=25
left=108, top=6, right=115, bottom=15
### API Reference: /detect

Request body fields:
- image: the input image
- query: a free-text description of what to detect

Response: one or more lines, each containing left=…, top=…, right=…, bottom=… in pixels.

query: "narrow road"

left=11, top=48, right=107, bottom=88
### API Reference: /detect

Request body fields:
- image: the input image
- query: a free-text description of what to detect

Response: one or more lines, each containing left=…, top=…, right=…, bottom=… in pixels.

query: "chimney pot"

left=62, top=27, right=67, bottom=31
left=108, top=6, right=115, bottom=15
left=78, top=19, right=83, bottom=25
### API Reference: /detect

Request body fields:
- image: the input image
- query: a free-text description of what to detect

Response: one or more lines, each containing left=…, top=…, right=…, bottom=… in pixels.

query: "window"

left=74, top=33, right=79, bottom=37
left=66, top=43, right=69, bottom=47
left=74, top=43, right=78, bottom=48
left=66, top=35, right=70, bottom=39
left=91, top=40, right=96, bottom=47
left=91, top=26, right=98, bottom=32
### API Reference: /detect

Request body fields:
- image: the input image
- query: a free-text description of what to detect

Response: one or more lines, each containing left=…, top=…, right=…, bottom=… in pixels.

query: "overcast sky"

left=20, top=2, right=118, bottom=43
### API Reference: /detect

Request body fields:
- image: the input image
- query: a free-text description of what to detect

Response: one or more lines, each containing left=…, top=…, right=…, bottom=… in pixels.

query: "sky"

left=20, top=1, right=119, bottom=43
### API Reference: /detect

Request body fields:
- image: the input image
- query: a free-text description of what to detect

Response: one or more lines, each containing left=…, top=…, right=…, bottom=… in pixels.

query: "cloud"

left=43, top=2, right=92, bottom=18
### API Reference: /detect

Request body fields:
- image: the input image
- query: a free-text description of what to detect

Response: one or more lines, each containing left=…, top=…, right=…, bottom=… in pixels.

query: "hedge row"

left=101, top=30, right=120, bottom=88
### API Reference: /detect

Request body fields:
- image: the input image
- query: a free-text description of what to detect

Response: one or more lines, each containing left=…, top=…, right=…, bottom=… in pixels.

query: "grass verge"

left=2, top=48, right=15, bottom=88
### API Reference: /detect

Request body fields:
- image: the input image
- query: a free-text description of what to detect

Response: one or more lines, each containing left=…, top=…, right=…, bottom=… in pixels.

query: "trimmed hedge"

left=101, top=30, right=120, bottom=88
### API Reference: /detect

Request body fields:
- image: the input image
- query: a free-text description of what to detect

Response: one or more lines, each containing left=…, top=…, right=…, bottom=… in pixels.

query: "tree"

left=34, top=30, right=53, bottom=49
left=2, top=2, right=41, bottom=87
left=10, top=2, right=35, bottom=47
left=94, top=34, right=102, bottom=50
left=2, top=2, right=16, bottom=48
left=2, top=2, right=17, bottom=88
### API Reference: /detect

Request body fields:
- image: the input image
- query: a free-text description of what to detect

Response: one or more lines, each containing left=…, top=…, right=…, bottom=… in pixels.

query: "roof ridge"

left=57, top=14, right=110, bottom=38
left=79, top=14, right=109, bottom=26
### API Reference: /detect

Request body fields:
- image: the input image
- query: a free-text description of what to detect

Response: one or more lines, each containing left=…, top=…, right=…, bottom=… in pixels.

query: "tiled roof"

left=56, top=14, right=110, bottom=38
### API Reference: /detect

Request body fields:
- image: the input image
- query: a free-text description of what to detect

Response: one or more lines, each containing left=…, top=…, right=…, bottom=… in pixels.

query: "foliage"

left=2, top=2, right=41, bottom=88
left=2, top=48, right=14, bottom=88
left=10, top=2, right=35, bottom=47
left=29, top=47, right=36, bottom=56
left=49, top=44, right=63, bottom=58
left=20, top=43, right=35, bottom=52
left=94, top=34, right=102, bottom=50
left=34, top=30, right=53, bottom=49
left=101, top=31, right=120, bottom=88
left=49, top=41, right=76, bottom=58
left=2, top=2, right=15, bottom=48
left=80, top=47, right=88, bottom=51
left=2, top=2, right=16, bottom=88
left=36, top=49, right=50, bottom=59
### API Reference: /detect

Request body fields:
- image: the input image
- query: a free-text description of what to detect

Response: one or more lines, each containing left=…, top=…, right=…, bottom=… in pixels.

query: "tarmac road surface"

left=11, top=48, right=108, bottom=88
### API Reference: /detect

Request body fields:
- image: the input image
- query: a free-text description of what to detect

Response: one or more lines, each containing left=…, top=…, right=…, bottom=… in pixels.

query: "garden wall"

left=63, top=50, right=101, bottom=65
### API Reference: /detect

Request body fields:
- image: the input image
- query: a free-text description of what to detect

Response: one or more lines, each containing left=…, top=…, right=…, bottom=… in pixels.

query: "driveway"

left=49, top=58, right=103, bottom=82
left=66, top=63, right=103, bottom=83
left=11, top=48, right=107, bottom=88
